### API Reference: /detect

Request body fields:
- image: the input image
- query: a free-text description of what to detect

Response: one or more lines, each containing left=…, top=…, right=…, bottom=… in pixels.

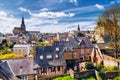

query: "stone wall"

left=69, top=69, right=96, bottom=79
left=103, top=54, right=120, bottom=69
left=106, top=71, right=120, bottom=79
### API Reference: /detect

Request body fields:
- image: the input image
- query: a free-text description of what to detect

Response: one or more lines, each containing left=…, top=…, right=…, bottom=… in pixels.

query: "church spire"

left=21, top=16, right=26, bottom=32
left=77, top=24, right=80, bottom=31
left=21, top=16, right=25, bottom=25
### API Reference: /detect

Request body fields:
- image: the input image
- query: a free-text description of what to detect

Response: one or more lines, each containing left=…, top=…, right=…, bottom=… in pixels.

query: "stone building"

left=13, top=44, right=30, bottom=55
left=0, top=58, right=35, bottom=80
left=64, top=36, right=93, bottom=70
left=13, top=17, right=26, bottom=36
left=91, top=45, right=120, bottom=69
left=35, top=41, right=69, bottom=77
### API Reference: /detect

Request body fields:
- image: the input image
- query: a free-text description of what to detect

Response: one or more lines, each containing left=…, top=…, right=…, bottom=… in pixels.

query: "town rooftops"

left=13, top=44, right=30, bottom=48
left=0, top=61, right=18, bottom=80
left=2, top=58, right=35, bottom=76
left=68, top=36, right=93, bottom=48
left=35, top=46, right=66, bottom=68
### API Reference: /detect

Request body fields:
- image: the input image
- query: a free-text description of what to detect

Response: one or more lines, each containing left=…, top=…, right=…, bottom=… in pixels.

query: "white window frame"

left=55, top=54, right=58, bottom=58
left=56, top=47, right=59, bottom=51
left=40, top=55, right=43, bottom=60
left=46, top=54, right=52, bottom=59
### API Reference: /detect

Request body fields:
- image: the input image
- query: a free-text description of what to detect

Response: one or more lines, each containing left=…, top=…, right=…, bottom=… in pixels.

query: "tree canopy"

left=96, top=6, right=120, bottom=58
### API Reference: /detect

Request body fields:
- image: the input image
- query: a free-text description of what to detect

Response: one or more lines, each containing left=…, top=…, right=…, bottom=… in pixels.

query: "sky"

left=0, top=0, right=119, bottom=33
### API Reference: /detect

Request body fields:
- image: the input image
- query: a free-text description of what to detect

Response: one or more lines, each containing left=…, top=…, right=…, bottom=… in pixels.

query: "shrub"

left=95, top=65, right=104, bottom=71
left=81, top=77, right=96, bottom=80
left=114, top=76, right=120, bottom=80
left=102, top=66, right=117, bottom=72
left=53, top=76, right=74, bottom=80
left=99, top=71, right=107, bottom=80
left=0, top=53, right=25, bottom=59
left=85, top=62, right=94, bottom=70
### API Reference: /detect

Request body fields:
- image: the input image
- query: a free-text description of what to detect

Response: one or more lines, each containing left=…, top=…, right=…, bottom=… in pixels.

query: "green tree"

left=2, top=39, right=7, bottom=45
left=30, top=50, right=35, bottom=55
left=95, top=65, right=104, bottom=71
left=96, top=6, right=120, bottom=58
left=99, top=71, right=107, bottom=80
left=85, top=62, right=94, bottom=70
left=39, top=38, right=45, bottom=42
left=8, top=41, right=15, bottom=48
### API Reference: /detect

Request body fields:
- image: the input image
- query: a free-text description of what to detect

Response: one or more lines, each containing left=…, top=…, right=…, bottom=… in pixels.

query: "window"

left=55, top=54, right=58, bottom=58
left=40, top=55, right=43, bottom=60
left=89, top=56, right=91, bottom=60
left=51, top=67, right=55, bottom=72
left=19, top=49, right=21, bottom=53
left=41, top=68, right=46, bottom=73
left=81, top=49, right=84, bottom=55
left=46, top=55, right=52, bottom=59
left=57, top=66, right=60, bottom=71
left=87, top=49, right=90, bottom=55
left=56, top=47, right=59, bottom=51
left=20, top=66, right=23, bottom=69
left=80, top=57, right=84, bottom=61
left=73, top=52, right=77, bottom=58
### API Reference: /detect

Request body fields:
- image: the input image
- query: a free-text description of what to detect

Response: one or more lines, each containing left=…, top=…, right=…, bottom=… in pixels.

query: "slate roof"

left=35, top=41, right=68, bottom=68
left=14, top=44, right=30, bottom=48
left=68, top=36, right=93, bottom=48
left=0, top=61, right=18, bottom=80
left=2, top=58, right=35, bottom=76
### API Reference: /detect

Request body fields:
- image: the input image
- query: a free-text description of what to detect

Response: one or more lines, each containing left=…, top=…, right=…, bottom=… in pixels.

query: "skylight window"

left=56, top=47, right=59, bottom=51
left=55, top=54, right=58, bottom=58
left=40, top=55, right=43, bottom=60
left=46, top=55, right=52, bottom=59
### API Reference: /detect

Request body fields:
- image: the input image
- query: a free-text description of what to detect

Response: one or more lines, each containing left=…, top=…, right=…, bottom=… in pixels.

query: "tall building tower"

left=21, top=16, right=26, bottom=32
left=77, top=24, right=80, bottom=32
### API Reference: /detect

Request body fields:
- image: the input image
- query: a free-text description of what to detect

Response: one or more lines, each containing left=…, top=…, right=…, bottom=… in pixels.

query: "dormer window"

left=56, top=47, right=59, bottom=51
left=20, top=66, right=23, bottom=69
left=46, top=55, right=52, bottom=59
left=55, top=54, right=58, bottom=58
left=40, top=55, right=43, bottom=60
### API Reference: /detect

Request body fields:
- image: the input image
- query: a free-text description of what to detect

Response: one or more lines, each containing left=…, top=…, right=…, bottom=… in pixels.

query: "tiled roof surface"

left=2, top=58, right=35, bottom=76
left=68, top=36, right=93, bottom=48
left=35, top=41, right=68, bottom=68
left=0, top=61, right=18, bottom=80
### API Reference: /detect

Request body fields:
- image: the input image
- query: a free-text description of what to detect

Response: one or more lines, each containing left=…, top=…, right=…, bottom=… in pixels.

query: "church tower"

left=77, top=24, right=80, bottom=32
left=77, top=24, right=85, bottom=37
left=21, top=16, right=26, bottom=32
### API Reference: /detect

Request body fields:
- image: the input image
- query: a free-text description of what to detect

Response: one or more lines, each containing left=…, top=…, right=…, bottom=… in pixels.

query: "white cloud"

left=31, top=12, right=75, bottom=18
left=18, top=7, right=75, bottom=18
left=110, top=1, right=115, bottom=4
left=31, top=21, right=96, bottom=33
left=0, top=11, right=20, bottom=33
left=0, top=11, right=7, bottom=17
left=0, top=7, right=95, bottom=34
left=117, top=0, right=120, bottom=3
left=0, top=14, right=95, bottom=34
left=69, top=0, right=78, bottom=5
left=10, top=15, right=14, bottom=18
left=18, top=7, right=28, bottom=12
left=40, top=8, right=49, bottom=12
left=63, top=5, right=104, bottom=15
left=95, top=4, right=104, bottom=10
left=69, top=0, right=77, bottom=3
left=16, top=0, right=24, bottom=5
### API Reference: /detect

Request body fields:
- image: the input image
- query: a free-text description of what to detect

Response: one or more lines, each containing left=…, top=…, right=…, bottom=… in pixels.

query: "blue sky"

left=0, top=0, right=119, bottom=33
